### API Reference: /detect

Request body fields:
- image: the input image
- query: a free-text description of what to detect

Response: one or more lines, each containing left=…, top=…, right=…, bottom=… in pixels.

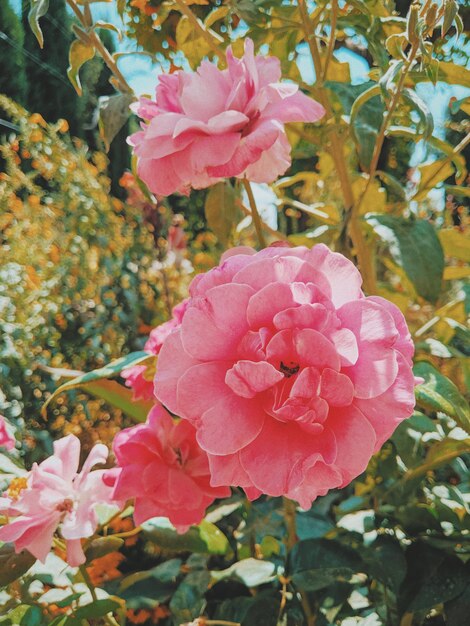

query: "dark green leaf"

left=0, top=544, right=35, bottom=587
left=366, top=215, right=444, bottom=302
left=242, top=596, right=280, bottom=626
left=288, top=539, right=362, bottom=591
left=365, top=536, right=407, bottom=594
left=74, top=599, right=120, bottom=619
left=170, top=570, right=211, bottom=624
left=399, top=543, right=470, bottom=613
left=85, top=536, right=124, bottom=563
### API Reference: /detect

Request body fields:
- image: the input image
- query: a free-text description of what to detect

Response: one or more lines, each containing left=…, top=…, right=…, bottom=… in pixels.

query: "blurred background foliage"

left=0, top=1, right=469, bottom=626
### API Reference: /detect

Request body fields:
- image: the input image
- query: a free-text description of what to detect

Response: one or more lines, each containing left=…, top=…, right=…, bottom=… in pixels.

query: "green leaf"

left=439, top=229, right=470, bottom=262
left=349, top=83, right=384, bottom=169
left=0, top=544, right=35, bottom=587
left=366, top=215, right=444, bottom=302
left=170, top=570, right=211, bottom=624
left=0, top=605, right=43, bottom=626
left=288, top=539, right=362, bottom=591
left=28, top=0, right=49, bottom=48
left=143, top=518, right=229, bottom=555
left=85, top=536, right=124, bottom=563
left=414, top=361, right=470, bottom=432
left=99, top=93, right=134, bottom=152
left=74, top=600, right=120, bottom=619
left=445, top=576, right=470, bottom=626
left=402, top=88, right=434, bottom=139
left=415, top=158, right=455, bottom=201
left=204, top=181, right=240, bottom=245
left=67, top=40, right=95, bottom=96
left=364, top=536, right=406, bottom=594
left=41, top=351, right=153, bottom=420
left=211, top=558, right=276, bottom=587
left=399, top=543, right=470, bottom=613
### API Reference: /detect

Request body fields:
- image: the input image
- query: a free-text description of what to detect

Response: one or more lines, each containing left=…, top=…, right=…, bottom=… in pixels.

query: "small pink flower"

left=122, top=300, right=188, bottom=401
left=155, top=245, right=417, bottom=508
left=0, top=416, right=15, bottom=451
left=106, top=404, right=230, bottom=532
left=0, top=436, right=117, bottom=566
left=128, top=39, right=324, bottom=196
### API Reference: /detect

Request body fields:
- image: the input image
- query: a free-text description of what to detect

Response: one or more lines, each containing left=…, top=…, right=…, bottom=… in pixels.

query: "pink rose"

left=128, top=39, right=324, bottom=196
left=0, top=416, right=15, bottom=451
left=122, top=300, right=188, bottom=401
left=107, top=404, right=230, bottom=532
left=155, top=245, right=417, bottom=508
left=0, top=435, right=117, bottom=566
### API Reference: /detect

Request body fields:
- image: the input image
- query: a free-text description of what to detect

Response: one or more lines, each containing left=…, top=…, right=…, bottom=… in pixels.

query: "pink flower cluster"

left=129, top=39, right=324, bottom=196
left=155, top=245, right=416, bottom=508
left=0, top=436, right=117, bottom=566
left=105, top=404, right=230, bottom=532
left=122, top=300, right=188, bottom=401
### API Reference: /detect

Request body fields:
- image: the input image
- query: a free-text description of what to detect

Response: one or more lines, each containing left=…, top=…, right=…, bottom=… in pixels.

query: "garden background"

left=0, top=1, right=469, bottom=625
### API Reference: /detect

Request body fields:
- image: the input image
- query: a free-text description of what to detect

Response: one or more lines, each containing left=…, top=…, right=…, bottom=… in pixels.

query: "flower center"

left=279, top=361, right=300, bottom=378
left=7, top=477, right=28, bottom=501
left=56, top=498, right=74, bottom=513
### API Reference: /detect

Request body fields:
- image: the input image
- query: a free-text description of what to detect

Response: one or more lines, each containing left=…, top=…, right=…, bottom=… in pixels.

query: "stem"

left=283, top=497, right=297, bottom=551
left=298, top=0, right=376, bottom=293
left=66, top=0, right=133, bottom=94
left=113, top=525, right=142, bottom=540
left=242, top=178, right=266, bottom=248
left=300, top=591, right=316, bottom=626
left=236, top=199, right=288, bottom=242
left=322, top=0, right=338, bottom=83
left=80, top=565, right=120, bottom=626
left=173, top=0, right=224, bottom=60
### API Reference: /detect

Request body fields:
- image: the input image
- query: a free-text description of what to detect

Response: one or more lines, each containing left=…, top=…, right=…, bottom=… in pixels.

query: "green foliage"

left=0, top=1, right=27, bottom=105
left=1, top=1, right=469, bottom=625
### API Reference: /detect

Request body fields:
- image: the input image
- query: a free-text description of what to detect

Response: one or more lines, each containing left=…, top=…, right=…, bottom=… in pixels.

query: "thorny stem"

left=173, top=0, right=225, bottom=61
left=242, top=178, right=267, bottom=248
left=66, top=0, right=133, bottom=94
left=297, top=0, right=376, bottom=294
left=352, top=41, right=420, bottom=218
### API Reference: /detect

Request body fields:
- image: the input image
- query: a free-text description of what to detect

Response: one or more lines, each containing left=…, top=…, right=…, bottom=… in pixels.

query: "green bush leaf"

left=399, top=543, right=470, bottom=613
left=74, top=599, right=120, bottom=619
left=85, top=536, right=124, bottom=563
left=414, top=361, right=470, bottom=432
left=28, top=0, right=49, bottom=48
left=41, top=351, right=153, bottom=421
left=170, top=570, right=211, bottom=624
left=143, top=518, right=229, bottom=555
left=67, top=40, right=95, bottom=96
left=0, top=544, right=35, bottom=587
left=364, top=535, right=407, bottom=593
left=366, top=215, right=444, bottom=302
left=288, top=539, right=362, bottom=591
left=99, top=93, right=134, bottom=152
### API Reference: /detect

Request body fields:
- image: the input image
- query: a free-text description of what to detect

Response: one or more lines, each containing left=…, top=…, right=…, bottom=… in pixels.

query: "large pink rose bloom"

left=106, top=404, right=230, bottom=532
left=0, top=435, right=116, bottom=566
left=155, top=245, right=416, bottom=508
left=122, top=300, right=188, bottom=401
left=128, top=39, right=324, bottom=196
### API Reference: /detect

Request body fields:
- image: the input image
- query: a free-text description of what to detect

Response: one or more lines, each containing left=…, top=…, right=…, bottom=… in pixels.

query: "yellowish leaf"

left=67, top=40, right=95, bottom=96
left=415, top=158, right=455, bottom=201
left=439, top=229, right=470, bottom=262
left=443, top=266, right=470, bottom=280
